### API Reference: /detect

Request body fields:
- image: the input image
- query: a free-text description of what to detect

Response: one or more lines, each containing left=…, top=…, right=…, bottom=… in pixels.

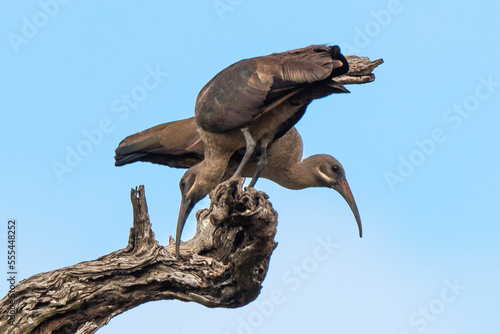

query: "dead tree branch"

left=0, top=182, right=278, bottom=334
left=337, top=55, right=384, bottom=85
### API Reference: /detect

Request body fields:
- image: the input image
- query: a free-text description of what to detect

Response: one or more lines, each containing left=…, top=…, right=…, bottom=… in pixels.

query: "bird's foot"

left=213, top=177, right=245, bottom=202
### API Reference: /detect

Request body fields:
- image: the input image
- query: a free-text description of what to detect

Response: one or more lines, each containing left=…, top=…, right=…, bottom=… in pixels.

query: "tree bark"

left=337, top=55, right=384, bottom=85
left=0, top=55, right=382, bottom=334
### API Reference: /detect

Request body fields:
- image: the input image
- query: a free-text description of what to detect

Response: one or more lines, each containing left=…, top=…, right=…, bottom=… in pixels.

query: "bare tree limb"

left=337, top=55, right=384, bottom=85
left=0, top=182, right=278, bottom=334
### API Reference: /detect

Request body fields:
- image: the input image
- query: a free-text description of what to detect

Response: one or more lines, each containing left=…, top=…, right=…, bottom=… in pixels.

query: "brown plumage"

left=195, top=45, right=349, bottom=134
left=115, top=117, right=204, bottom=169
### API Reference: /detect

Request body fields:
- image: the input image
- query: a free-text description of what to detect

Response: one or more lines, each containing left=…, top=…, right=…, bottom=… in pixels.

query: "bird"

left=171, top=44, right=351, bottom=258
left=115, top=117, right=362, bottom=259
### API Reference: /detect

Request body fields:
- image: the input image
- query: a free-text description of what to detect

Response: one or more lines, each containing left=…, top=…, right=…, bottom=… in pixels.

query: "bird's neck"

left=199, top=153, right=232, bottom=188
left=264, top=157, right=320, bottom=190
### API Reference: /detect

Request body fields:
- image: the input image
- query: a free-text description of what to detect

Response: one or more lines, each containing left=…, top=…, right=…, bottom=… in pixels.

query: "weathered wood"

left=0, top=182, right=278, bottom=334
left=336, top=55, right=384, bottom=85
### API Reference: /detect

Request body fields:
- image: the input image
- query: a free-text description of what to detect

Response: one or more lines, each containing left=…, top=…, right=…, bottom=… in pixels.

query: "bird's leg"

left=248, top=144, right=267, bottom=188
left=230, top=127, right=256, bottom=180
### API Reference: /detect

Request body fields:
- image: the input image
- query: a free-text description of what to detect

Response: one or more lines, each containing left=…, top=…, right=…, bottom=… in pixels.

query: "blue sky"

left=1, top=0, right=499, bottom=333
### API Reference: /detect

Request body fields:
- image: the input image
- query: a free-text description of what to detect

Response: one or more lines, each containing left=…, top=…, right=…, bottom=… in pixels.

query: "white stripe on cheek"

left=317, top=170, right=332, bottom=183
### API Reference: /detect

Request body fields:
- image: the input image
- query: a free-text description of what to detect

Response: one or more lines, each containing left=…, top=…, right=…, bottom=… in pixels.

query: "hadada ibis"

left=115, top=117, right=362, bottom=259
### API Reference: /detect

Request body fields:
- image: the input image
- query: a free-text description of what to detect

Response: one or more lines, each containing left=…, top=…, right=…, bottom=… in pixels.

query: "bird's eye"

left=180, top=179, right=186, bottom=189
left=331, top=165, right=340, bottom=173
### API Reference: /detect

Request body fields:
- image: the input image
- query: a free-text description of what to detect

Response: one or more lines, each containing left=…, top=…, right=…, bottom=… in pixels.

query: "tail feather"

left=115, top=131, right=165, bottom=166
left=115, top=135, right=163, bottom=159
left=115, top=152, right=149, bottom=166
left=114, top=117, right=204, bottom=168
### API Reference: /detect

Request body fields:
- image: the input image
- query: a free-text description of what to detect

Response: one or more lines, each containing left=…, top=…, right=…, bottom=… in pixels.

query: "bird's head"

left=175, top=163, right=217, bottom=259
left=308, top=154, right=363, bottom=238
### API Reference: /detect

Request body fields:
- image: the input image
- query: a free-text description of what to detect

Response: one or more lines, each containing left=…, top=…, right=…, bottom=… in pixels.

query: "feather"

left=195, top=45, right=349, bottom=133
left=114, top=118, right=204, bottom=167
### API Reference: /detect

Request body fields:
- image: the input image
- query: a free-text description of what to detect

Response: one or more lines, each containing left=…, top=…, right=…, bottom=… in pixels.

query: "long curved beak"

left=176, top=195, right=195, bottom=260
left=332, top=179, right=363, bottom=238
